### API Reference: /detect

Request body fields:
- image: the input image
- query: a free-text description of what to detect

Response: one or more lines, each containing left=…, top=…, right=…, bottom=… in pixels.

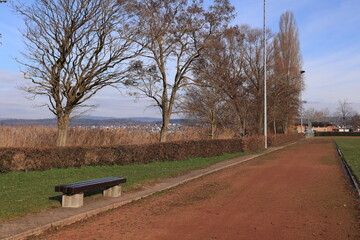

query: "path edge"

left=2, top=141, right=301, bottom=240
left=333, top=141, right=360, bottom=197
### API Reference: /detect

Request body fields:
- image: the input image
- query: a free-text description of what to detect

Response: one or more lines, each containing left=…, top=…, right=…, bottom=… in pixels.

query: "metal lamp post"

left=263, top=0, right=267, bottom=148
left=299, top=71, right=306, bottom=133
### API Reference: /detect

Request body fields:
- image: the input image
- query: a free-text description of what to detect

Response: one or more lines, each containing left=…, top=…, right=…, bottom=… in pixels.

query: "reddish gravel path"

left=38, top=139, right=359, bottom=240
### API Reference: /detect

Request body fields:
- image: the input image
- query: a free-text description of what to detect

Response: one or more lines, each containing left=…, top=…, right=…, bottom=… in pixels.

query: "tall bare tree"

left=125, top=0, right=234, bottom=142
left=13, top=0, right=141, bottom=146
left=242, top=26, right=274, bottom=135
left=190, top=26, right=251, bottom=136
left=272, top=11, right=303, bottom=133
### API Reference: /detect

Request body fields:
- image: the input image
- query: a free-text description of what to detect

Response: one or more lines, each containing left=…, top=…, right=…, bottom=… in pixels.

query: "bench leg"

left=62, top=193, right=84, bottom=208
left=103, top=185, right=122, bottom=197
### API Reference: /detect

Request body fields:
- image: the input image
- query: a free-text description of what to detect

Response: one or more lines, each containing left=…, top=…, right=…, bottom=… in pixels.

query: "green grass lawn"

left=335, top=138, right=360, bottom=182
left=0, top=152, right=247, bottom=222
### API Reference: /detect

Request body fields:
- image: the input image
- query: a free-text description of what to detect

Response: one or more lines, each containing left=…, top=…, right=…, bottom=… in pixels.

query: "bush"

left=315, top=132, right=360, bottom=137
left=0, top=134, right=303, bottom=173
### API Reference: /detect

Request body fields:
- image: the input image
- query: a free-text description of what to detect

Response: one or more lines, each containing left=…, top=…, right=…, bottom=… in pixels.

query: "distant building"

left=338, top=127, right=351, bottom=132
left=296, top=122, right=337, bottom=133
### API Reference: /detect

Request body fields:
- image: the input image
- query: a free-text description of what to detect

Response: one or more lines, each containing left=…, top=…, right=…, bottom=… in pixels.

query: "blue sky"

left=0, top=0, right=360, bottom=119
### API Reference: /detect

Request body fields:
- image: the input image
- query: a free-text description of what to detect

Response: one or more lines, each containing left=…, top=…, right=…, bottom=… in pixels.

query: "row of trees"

left=304, top=99, right=360, bottom=129
left=13, top=0, right=234, bottom=145
left=181, top=12, right=304, bottom=138
left=12, top=0, right=303, bottom=146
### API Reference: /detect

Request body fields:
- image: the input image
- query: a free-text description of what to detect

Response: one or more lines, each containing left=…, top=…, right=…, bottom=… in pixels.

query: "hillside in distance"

left=0, top=117, right=200, bottom=127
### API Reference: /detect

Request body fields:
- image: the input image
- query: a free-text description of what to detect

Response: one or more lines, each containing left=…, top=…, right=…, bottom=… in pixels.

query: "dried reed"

left=0, top=126, right=236, bottom=147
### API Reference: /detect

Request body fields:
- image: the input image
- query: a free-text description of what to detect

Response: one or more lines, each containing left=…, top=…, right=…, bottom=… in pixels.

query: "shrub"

left=0, top=134, right=303, bottom=173
left=315, top=132, right=360, bottom=137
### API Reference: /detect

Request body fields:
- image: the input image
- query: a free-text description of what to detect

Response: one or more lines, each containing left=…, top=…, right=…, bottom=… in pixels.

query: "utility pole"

left=263, top=0, right=267, bottom=148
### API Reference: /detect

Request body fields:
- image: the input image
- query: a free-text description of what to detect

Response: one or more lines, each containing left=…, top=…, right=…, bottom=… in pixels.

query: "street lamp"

left=263, top=0, right=267, bottom=148
left=299, top=70, right=306, bottom=133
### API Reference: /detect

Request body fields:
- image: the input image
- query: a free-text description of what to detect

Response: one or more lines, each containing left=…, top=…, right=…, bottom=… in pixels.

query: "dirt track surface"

left=37, top=139, right=359, bottom=240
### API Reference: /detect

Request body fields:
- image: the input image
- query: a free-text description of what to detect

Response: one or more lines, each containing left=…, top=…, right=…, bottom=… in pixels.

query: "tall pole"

left=263, top=0, right=267, bottom=148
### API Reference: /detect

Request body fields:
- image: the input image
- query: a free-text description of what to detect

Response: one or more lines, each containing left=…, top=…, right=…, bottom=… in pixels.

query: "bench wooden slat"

left=55, top=177, right=127, bottom=195
left=62, top=178, right=117, bottom=188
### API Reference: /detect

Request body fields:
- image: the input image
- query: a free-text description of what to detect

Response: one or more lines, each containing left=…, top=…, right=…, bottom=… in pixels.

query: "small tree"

left=336, top=99, right=354, bottom=127
left=14, top=0, right=141, bottom=146
left=181, top=83, right=227, bottom=139
left=351, top=113, right=360, bottom=131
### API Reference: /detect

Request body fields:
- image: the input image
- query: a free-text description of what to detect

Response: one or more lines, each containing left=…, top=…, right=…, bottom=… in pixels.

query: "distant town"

left=0, top=117, right=200, bottom=132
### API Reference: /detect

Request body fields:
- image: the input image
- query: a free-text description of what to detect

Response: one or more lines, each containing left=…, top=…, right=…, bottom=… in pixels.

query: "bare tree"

left=351, top=113, right=360, bottom=131
left=13, top=0, right=141, bottom=146
left=303, top=107, right=330, bottom=123
left=272, top=11, right=303, bottom=133
left=190, top=26, right=251, bottom=136
left=242, top=26, right=274, bottom=135
left=125, top=0, right=234, bottom=142
left=181, top=84, right=226, bottom=139
left=336, top=99, right=354, bottom=127
left=0, top=1, right=7, bottom=44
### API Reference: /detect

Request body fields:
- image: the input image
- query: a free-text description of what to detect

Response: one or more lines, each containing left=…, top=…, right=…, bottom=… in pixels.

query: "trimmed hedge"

left=0, top=134, right=303, bottom=173
left=315, top=132, right=360, bottom=137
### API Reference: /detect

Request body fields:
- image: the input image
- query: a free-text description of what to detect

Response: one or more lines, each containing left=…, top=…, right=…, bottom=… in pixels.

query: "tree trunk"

left=257, top=96, right=264, bottom=135
left=56, top=114, right=70, bottom=146
left=160, top=113, right=170, bottom=143
left=208, top=109, right=217, bottom=139
left=258, top=111, right=263, bottom=135
left=273, top=118, right=277, bottom=134
left=210, top=119, right=217, bottom=140
left=283, top=118, right=288, bottom=134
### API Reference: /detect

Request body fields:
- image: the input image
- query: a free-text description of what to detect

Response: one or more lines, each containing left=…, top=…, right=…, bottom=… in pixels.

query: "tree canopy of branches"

left=336, top=99, right=354, bottom=127
left=125, top=0, right=235, bottom=142
left=184, top=26, right=250, bottom=136
left=0, top=1, right=7, bottom=43
left=13, top=0, right=141, bottom=146
left=182, top=11, right=304, bottom=136
left=351, top=113, right=360, bottom=131
left=303, top=107, right=330, bottom=123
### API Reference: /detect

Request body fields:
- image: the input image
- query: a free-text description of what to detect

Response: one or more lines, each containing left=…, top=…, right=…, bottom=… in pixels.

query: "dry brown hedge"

left=0, top=134, right=303, bottom=173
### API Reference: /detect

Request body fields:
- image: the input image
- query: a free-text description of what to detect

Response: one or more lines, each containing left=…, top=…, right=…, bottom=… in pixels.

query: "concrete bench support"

left=62, top=193, right=84, bottom=208
left=103, top=185, right=122, bottom=197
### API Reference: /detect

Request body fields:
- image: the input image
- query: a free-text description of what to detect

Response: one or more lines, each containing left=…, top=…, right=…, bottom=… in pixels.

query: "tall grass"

left=0, top=126, right=237, bottom=147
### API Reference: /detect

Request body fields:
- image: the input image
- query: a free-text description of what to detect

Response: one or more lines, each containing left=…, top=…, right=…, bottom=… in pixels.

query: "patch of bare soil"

left=37, top=139, right=359, bottom=240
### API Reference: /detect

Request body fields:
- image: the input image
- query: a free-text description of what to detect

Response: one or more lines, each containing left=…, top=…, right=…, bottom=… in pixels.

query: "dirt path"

left=37, top=139, right=359, bottom=240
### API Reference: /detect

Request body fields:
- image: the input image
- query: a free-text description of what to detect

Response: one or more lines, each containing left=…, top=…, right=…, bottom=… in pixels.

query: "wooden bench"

left=55, top=177, right=127, bottom=208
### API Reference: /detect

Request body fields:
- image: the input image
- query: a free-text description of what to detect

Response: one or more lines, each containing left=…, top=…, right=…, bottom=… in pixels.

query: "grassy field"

left=0, top=152, right=247, bottom=222
left=335, top=138, right=360, bottom=182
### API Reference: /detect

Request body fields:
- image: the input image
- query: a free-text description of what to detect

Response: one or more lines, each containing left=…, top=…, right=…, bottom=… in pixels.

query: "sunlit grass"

left=335, top=138, right=360, bottom=182
left=0, top=152, right=247, bottom=222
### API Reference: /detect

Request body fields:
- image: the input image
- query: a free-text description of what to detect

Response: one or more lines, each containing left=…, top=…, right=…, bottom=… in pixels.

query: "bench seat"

left=55, top=177, right=127, bottom=208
